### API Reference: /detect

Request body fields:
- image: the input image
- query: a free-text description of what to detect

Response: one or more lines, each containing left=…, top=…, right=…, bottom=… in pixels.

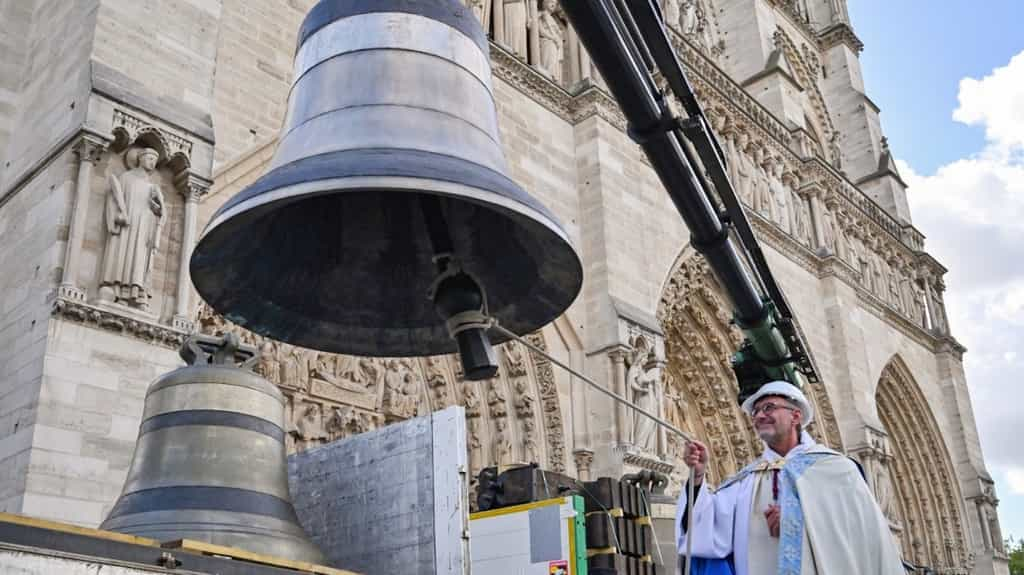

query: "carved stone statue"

left=752, top=148, right=772, bottom=217
left=627, top=338, right=659, bottom=452
left=382, top=360, right=419, bottom=421
left=537, top=0, right=564, bottom=82
left=493, top=417, right=513, bottom=465
left=280, top=348, right=308, bottom=390
left=294, top=402, right=327, bottom=451
left=256, top=341, right=279, bottom=383
left=732, top=132, right=754, bottom=204
left=513, top=377, right=535, bottom=418
left=98, top=147, right=166, bottom=309
left=521, top=416, right=540, bottom=463
left=822, top=210, right=837, bottom=254
left=662, top=0, right=681, bottom=29
left=504, top=0, right=528, bottom=58
left=769, top=161, right=789, bottom=232
left=681, top=0, right=699, bottom=35
left=873, top=459, right=899, bottom=524
left=791, top=190, right=810, bottom=245
left=487, top=380, right=508, bottom=418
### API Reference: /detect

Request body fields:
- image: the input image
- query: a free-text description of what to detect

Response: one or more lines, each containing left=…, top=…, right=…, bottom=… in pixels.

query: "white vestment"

left=675, top=433, right=905, bottom=575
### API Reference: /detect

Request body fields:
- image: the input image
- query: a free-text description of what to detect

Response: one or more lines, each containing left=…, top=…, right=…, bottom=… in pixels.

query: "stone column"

left=172, top=173, right=211, bottom=331
left=609, top=349, right=630, bottom=445
left=58, top=135, right=107, bottom=301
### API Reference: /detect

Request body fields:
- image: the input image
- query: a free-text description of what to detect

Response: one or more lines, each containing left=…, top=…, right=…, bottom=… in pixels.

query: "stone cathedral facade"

left=0, top=0, right=1008, bottom=573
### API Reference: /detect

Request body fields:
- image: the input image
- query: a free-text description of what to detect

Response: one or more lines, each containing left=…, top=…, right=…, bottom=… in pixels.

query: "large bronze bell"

left=101, top=334, right=326, bottom=564
left=190, top=0, right=582, bottom=379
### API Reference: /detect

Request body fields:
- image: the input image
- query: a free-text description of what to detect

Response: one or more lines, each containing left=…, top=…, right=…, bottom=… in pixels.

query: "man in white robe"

left=675, top=381, right=905, bottom=574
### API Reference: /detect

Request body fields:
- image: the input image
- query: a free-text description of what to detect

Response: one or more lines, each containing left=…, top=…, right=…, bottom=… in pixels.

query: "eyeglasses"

left=750, top=402, right=797, bottom=417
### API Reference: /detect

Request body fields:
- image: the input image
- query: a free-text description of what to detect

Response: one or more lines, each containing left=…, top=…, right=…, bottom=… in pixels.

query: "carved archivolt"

left=194, top=305, right=566, bottom=483
left=875, top=358, right=971, bottom=572
left=657, top=250, right=843, bottom=484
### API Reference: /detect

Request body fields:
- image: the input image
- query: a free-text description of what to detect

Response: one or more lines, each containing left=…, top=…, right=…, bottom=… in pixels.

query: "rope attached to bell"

left=489, top=321, right=700, bottom=575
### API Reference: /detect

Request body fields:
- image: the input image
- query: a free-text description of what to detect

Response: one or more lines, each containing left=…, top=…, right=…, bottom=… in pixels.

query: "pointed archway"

left=874, top=357, right=970, bottom=571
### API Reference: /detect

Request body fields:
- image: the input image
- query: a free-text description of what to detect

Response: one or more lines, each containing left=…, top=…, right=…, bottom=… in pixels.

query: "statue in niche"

left=493, top=417, right=513, bottom=465
left=98, top=147, right=166, bottom=310
left=769, top=161, right=789, bottom=232
left=256, top=341, right=280, bottom=383
left=537, top=0, right=564, bottom=82
left=752, top=148, right=772, bottom=218
left=504, top=0, right=528, bottom=58
left=468, top=0, right=491, bottom=32
left=873, top=459, right=899, bottom=525
left=627, top=337, right=659, bottom=452
left=822, top=210, right=837, bottom=253
left=662, top=0, right=681, bottom=29
left=731, top=132, right=754, bottom=205
left=681, top=0, right=699, bottom=34
left=791, top=190, right=810, bottom=245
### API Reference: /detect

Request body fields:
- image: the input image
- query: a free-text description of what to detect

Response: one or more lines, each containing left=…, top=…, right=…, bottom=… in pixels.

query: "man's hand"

left=683, top=440, right=708, bottom=483
left=764, top=504, right=780, bottom=538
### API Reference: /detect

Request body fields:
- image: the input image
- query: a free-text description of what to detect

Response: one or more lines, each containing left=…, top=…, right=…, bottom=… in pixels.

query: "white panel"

left=432, top=406, right=469, bottom=575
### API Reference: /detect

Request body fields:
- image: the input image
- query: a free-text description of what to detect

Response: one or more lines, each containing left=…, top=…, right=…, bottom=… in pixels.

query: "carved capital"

left=174, top=171, right=212, bottom=201
left=573, top=449, right=594, bottom=472
left=73, top=134, right=109, bottom=164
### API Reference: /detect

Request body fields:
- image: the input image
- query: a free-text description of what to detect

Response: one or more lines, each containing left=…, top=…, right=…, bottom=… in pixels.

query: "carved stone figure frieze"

left=98, top=147, right=166, bottom=310
left=292, top=401, right=327, bottom=451
left=381, top=359, right=420, bottom=421
left=257, top=341, right=280, bottom=382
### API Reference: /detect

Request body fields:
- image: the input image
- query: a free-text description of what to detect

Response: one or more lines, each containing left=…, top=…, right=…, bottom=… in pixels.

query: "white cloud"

left=901, top=49, right=1024, bottom=475
left=1006, top=468, right=1024, bottom=496
left=952, top=50, right=1024, bottom=152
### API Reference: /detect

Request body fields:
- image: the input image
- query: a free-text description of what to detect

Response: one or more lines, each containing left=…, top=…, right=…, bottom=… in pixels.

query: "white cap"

left=740, top=380, right=814, bottom=429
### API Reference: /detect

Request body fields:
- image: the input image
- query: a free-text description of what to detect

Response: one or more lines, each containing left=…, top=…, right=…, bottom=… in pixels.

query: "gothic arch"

left=875, top=356, right=970, bottom=571
left=657, top=250, right=842, bottom=483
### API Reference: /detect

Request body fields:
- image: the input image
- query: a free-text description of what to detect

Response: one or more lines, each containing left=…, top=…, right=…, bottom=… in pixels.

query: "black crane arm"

left=559, top=0, right=820, bottom=400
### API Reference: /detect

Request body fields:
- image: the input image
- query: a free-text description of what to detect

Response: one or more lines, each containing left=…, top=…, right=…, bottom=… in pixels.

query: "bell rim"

left=192, top=188, right=582, bottom=357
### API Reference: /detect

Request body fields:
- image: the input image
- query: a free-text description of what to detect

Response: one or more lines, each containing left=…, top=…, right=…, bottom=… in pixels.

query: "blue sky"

left=847, top=0, right=1024, bottom=542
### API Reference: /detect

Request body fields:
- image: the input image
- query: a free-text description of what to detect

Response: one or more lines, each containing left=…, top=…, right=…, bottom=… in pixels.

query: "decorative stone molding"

left=111, top=109, right=193, bottom=174
left=52, top=295, right=186, bottom=348
left=817, top=22, right=864, bottom=53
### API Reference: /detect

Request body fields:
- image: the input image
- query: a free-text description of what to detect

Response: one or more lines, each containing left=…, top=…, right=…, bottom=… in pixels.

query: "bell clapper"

left=420, top=196, right=499, bottom=381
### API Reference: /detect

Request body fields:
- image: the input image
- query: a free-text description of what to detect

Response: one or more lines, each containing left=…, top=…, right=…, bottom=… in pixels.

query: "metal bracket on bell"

left=180, top=332, right=258, bottom=370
